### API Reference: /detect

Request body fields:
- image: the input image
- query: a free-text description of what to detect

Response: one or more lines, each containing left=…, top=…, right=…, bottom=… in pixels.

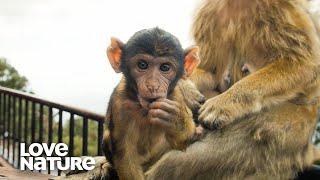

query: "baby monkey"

left=105, top=28, right=200, bottom=180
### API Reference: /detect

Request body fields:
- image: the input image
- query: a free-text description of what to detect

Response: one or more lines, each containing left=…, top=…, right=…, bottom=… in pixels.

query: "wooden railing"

left=0, top=86, right=105, bottom=175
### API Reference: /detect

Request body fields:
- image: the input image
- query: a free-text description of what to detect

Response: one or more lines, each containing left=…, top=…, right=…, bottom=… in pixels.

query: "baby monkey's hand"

left=148, top=98, right=182, bottom=130
left=149, top=98, right=196, bottom=149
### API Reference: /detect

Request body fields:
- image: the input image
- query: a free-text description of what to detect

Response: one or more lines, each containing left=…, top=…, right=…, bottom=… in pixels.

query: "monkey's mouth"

left=137, top=95, right=160, bottom=110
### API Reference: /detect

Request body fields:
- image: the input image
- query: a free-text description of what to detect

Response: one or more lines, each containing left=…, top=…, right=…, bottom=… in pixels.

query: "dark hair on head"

left=120, top=27, right=185, bottom=95
left=121, top=27, right=184, bottom=64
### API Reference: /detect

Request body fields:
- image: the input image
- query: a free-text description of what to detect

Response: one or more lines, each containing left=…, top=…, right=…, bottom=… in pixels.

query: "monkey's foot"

left=62, top=156, right=111, bottom=180
left=87, top=158, right=111, bottom=180
left=178, top=79, right=206, bottom=113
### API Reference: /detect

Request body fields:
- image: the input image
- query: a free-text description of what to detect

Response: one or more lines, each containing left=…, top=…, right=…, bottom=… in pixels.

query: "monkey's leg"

left=145, top=138, right=220, bottom=180
left=146, top=135, right=299, bottom=180
left=146, top=133, right=261, bottom=180
left=112, top=152, right=145, bottom=180
left=146, top=109, right=315, bottom=180
left=177, top=78, right=206, bottom=112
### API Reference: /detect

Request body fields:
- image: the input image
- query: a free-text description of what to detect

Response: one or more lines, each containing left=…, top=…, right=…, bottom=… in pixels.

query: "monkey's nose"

left=146, top=85, right=160, bottom=93
left=146, top=98, right=158, bottom=103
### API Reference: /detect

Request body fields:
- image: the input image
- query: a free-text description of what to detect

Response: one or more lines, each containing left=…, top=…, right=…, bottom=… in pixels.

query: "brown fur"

left=107, top=78, right=195, bottom=180
left=145, top=0, right=320, bottom=179
left=103, top=28, right=202, bottom=180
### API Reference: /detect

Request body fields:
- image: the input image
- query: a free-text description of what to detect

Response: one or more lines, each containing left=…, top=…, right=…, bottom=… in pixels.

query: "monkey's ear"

left=107, top=37, right=124, bottom=73
left=184, top=46, right=200, bottom=77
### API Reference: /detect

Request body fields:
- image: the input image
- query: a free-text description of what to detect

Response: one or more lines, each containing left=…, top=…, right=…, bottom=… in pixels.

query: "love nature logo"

left=20, top=143, right=95, bottom=171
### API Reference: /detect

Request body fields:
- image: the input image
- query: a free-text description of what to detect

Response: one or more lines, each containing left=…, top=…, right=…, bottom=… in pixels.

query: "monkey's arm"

left=200, top=60, right=319, bottom=129
left=199, top=5, right=320, bottom=130
left=113, top=150, right=145, bottom=180
left=165, top=104, right=196, bottom=150
left=103, top=97, right=113, bottom=162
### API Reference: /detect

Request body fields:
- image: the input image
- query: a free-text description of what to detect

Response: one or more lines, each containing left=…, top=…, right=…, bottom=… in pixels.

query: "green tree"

left=0, top=57, right=28, bottom=91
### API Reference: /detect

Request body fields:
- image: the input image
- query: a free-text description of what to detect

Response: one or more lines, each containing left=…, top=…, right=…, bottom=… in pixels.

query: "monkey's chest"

left=135, top=125, right=170, bottom=164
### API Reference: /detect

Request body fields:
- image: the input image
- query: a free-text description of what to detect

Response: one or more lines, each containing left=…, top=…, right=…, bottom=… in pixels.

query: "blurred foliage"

left=0, top=57, right=28, bottom=91
left=59, top=117, right=99, bottom=156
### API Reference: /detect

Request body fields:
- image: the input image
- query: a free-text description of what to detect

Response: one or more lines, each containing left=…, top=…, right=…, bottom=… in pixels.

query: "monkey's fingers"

left=199, top=101, right=210, bottom=114
left=149, top=109, right=173, bottom=122
left=199, top=108, right=230, bottom=130
left=184, top=95, right=202, bottom=113
left=149, top=101, right=179, bottom=114
left=156, top=98, right=180, bottom=107
left=201, top=115, right=222, bottom=130
left=198, top=105, right=211, bottom=121
left=185, top=96, right=205, bottom=112
left=198, top=102, right=225, bottom=130
left=149, top=117, right=172, bottom=128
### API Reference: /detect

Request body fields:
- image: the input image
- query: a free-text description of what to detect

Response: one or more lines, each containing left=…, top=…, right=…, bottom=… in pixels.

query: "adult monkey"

left=145, top=0, right=320, bottom=179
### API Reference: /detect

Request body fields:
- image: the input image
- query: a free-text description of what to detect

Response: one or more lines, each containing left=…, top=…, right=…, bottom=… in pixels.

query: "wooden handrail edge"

left=0, top=86, right=106, bottom=122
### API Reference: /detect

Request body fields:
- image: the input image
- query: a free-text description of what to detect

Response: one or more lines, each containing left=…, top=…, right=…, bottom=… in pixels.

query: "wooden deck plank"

left=0, top=157, right=53, bottom=180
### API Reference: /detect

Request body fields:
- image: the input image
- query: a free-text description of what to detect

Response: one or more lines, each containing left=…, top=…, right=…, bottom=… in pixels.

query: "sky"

left=0, top=0, right=199, bottom=114
left=0, top=0, right=319, bottom=115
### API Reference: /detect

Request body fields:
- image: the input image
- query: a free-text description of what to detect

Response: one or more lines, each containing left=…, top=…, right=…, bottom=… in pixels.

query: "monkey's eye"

left=137, top=60, right=148, bottom=70
left=160, top=63, right=171, bottom=72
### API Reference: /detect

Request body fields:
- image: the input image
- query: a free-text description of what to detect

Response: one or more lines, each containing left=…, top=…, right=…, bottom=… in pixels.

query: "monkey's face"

left=107, top=28, right=200, bottom=109
left=127, top=54, right=179, bottom=109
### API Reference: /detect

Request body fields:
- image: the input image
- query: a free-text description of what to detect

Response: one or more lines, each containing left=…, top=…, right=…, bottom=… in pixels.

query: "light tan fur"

left=145, top=0, right=320, bottom=179
left=195, top=0, right=320, bottom=125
